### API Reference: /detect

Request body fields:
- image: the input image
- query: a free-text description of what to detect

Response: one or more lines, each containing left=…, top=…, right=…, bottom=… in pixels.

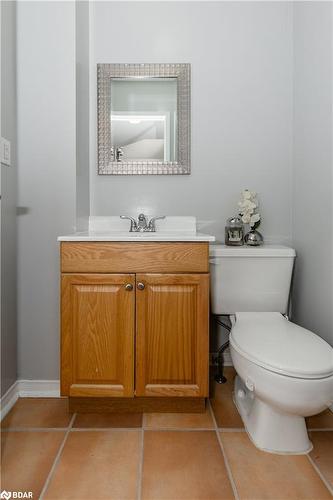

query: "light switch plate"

left=1, top=137, right=11, bottom=166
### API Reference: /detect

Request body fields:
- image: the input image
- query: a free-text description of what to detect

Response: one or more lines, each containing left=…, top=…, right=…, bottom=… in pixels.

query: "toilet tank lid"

left=209, top=244, right=296, bottom=258
left=230, top=312, right=333, bottom=379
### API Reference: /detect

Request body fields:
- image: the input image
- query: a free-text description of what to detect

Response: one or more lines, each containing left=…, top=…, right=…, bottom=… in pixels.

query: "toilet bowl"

left=230, top=312, right=333, bottom=454
left=209, top=244, right=333, bottom=454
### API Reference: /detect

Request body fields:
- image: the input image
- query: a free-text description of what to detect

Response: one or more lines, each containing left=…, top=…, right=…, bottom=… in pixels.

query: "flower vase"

left=244, top=229, right=263, bottom=246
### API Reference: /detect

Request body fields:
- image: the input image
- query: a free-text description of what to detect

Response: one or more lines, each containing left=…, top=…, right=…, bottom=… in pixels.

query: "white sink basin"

left=114, top=231, right=163, bottom=237
left=108, top=231, right=196, bottom=238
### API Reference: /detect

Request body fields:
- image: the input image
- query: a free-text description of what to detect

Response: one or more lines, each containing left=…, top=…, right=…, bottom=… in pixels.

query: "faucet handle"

left=148, top=215, right=166, bottom=232
left=120, top=215, right=137, bottom=232
left=138, top=213, right=148, bottom=223
left=136, top=213, right=149, bottom=232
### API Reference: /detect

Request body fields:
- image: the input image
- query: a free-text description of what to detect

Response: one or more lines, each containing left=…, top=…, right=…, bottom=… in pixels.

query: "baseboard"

left=210, top=347, right=233, bottom=367
left=222, top=348, right=233, bottom=366
left=0, top=381, right=20, bottom=421
left=0, top=379, right=60, bottom=421
left=18, top=379, right=60, bottom=398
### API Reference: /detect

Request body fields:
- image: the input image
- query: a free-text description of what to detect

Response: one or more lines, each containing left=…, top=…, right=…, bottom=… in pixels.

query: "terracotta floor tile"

left=220, top=431, right=332, bottom=499
left=309, top=431, right=333, bottom=489
left=73, top=412, right=143, bottom=428
left=142, top=431, right=234, bottom=499
left=210, top=367, right=244, bottom=428
left=1, top=398, right=72, bottom=429
left=1, top=431, right=65, bottom=497
left=144, top=407, right=214, bottom=429
left=44, top=430, right=141, bottom=499
left=306, top=408, right=333, bottom=429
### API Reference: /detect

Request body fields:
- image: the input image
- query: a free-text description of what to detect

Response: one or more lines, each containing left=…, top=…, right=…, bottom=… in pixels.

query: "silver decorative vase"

left=225, top=216, right=244, bottom=246
left=244, top=229, right=263, bottom=246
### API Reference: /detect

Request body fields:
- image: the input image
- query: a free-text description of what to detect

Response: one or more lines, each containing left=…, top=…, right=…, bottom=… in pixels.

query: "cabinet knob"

left=137, top=282, right=145, bottom=290
left=125, top=283, right=133, bottom=291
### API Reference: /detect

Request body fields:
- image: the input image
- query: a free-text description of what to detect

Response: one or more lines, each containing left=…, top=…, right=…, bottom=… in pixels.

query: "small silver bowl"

left=244, top=229, right=264, bottom=246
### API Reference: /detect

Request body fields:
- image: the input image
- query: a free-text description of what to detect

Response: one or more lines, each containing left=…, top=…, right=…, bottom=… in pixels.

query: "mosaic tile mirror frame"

left=97, top=63, right=191, bottom=175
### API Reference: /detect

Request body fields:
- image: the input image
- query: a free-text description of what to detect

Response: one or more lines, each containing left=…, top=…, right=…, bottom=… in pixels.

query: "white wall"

left=90, top=1, right=294, bottom=243
left=15, top=1, right=332, bottom=382
left=1, top=1, right=18, bottom=395
left=17, top=1, right=76, bottom=380
left=292, top=2, right=333, bottom=345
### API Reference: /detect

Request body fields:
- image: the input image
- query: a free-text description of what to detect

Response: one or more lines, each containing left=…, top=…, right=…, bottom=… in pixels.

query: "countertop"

left=57, top=231, right=215, bottom=242
left=58, top=216, right=215, bottom=242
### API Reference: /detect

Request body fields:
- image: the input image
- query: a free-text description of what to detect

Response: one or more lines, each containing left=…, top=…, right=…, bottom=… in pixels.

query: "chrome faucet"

left=120, top=213, right=166, bottom=232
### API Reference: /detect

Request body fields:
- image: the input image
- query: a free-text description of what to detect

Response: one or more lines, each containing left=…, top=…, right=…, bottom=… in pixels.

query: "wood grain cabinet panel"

left=61, top=242, right=209, bottom=273
left=61, top=274, right=135, bottom=397
left=135, top=274, right=209, bottom=397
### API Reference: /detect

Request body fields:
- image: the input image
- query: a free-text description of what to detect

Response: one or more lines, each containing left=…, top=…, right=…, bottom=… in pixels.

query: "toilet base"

left=234, top=376, right=313, bottom=455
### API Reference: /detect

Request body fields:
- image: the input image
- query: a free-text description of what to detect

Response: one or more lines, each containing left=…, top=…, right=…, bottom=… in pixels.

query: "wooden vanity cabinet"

left=61, top=273, right=135, bottom=398
left=60, top=242, right=209, bottom=410
left=135, top=273, right=209, bottom=397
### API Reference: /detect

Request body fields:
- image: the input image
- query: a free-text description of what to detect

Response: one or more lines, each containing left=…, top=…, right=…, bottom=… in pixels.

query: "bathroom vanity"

left=58, top=217, right=215, bottom=413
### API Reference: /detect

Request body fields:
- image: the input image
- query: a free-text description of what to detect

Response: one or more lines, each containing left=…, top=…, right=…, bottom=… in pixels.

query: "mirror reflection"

left=110, top=78, right=178, bottom=162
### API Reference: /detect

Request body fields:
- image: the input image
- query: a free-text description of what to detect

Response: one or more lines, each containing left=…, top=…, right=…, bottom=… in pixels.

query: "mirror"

left=111, top=78, right=177, bottom=162
left=97, top=64, right=190, bottom=175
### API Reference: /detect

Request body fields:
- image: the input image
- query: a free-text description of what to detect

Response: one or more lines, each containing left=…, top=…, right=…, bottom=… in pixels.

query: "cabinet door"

left=61, top=274, right=135, bottom=397
left=136, top=274, right=209, bottom=397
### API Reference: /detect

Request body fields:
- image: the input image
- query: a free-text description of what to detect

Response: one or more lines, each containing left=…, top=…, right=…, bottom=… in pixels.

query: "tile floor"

left=1, top=368, right=332, bottom=500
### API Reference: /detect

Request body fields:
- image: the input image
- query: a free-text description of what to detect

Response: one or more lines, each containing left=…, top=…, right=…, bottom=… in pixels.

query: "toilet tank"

left=210, top=245, right=296, bottom=315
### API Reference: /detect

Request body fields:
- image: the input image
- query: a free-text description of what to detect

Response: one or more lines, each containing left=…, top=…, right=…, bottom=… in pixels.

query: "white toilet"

left=210, top=244, right=333, bottom=455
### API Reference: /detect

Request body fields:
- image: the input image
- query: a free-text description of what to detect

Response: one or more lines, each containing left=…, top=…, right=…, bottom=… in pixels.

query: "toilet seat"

left=230, top=312, right=333, bottom=379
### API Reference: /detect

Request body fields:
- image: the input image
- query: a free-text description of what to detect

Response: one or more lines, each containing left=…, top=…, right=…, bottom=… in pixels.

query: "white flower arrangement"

left=238, top=189, right=261, bottom=229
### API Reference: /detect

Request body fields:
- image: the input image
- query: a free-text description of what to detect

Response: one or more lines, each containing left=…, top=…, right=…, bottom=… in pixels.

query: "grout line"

left=71, top=427, right=141, bottom=432
left=39, top=413, right=76, bottom=500
left=5, top=425, right=328, bottom=433
left=307, top=453, right=333, bottom=496
left=208, top=401, right=240, bottom=500
left=218, top=428, right=245, bottom=432
left=2, top=427, right=69, bottom=432
left=137, top=427, right=144, bottom=500
left=2, top=423, right=324, bottom=432
left=142, top=413, right=147, bottom=428
left=142, top=426, right=216, bottom=432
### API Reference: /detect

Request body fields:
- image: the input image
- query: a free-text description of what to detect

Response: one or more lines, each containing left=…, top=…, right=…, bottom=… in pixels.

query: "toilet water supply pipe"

left=214, top=316, right=231, bottom=384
